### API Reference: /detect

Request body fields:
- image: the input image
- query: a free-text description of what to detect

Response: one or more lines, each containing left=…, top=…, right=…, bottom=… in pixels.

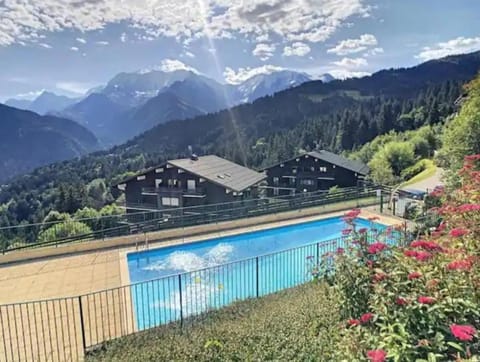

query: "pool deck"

left=0, top=207, right=403, bottom=305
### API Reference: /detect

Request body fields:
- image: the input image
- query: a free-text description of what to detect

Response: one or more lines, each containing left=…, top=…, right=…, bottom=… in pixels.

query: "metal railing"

left=0, top=231, right=398, bottom=362
left=0, top=186, right=383, bottom=254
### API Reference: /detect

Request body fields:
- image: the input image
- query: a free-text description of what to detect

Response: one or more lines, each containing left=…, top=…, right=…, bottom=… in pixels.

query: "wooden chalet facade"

left=115, top=155, right=266, bottom=212
left=262, top=150, right=369, bottom=197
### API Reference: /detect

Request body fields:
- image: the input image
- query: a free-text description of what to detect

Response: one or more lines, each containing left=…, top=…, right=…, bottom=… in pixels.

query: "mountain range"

left=1, top=51, right=479, bottom=224
left=6, top=69, right=320, bottom=146
left=6, top=91, right=78, bottom=115
left=0, top=104, right=99, bottom=183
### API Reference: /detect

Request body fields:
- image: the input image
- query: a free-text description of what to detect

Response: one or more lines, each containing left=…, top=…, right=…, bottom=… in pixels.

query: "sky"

left=0, top=0, right=479, bottom=101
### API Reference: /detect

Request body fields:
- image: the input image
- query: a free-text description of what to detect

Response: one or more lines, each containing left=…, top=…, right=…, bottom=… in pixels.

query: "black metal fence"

left=1, top=186, right=383, bottom=254
left=0, top=231, right=398, bottom=362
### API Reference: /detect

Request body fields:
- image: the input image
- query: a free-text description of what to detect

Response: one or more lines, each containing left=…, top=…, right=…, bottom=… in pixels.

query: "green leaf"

left=446, top=341, right=464, bottom=352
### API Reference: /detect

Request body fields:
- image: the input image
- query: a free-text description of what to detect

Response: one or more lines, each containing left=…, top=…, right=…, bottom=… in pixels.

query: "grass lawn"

left=87, top=283, right=342, bottom=362
left=401, top=159, right=437, bottom=187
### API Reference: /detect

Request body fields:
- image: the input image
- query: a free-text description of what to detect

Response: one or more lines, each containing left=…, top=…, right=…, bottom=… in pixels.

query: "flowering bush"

left=317, top=155, right=480, bottom=361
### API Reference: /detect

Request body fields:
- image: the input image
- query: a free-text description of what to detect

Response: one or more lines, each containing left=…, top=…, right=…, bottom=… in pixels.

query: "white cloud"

left=283, top=42, right=311, bottom=57
left=332, top=57, right=367, bottom=68
left=70, top=46, right=79, bottom=51
left=140, top=59, right=199, bottom=74
left=120, top=32, right=127, bottom=43
left=13, top=89, right=45, bottom=100
left=96, top=41, right=109, bottom=46
left=76, top=37, right=87, bottom=44
left=55, top=82, right=96, bottom=95
left=39, top=43, right=52, bottom=49
left=416, top=36, right=480, bottom=61
left=0, top=0, right=370, bottom=47
left=327, top=34, right=377, bottom=55
left=183, top=51, right=195, bottom=58
left=329, top=69, right=370, bottom=79
left=363, top=47, right=383, bottom=57
left=223, top=65, right=285, bottom=84
left=252, top=43, right=276, bottom=61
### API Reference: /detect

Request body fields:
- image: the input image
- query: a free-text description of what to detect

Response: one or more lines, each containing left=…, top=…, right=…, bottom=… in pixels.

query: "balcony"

left=141, top=187, right=206, bottom=197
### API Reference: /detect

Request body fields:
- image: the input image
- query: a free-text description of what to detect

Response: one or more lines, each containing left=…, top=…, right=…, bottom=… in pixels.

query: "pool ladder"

left=134, top=233, right=150, bottom=251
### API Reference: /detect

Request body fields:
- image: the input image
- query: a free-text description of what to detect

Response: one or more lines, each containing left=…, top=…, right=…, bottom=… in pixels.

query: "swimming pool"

left=127, top=216, right=385, bottom=329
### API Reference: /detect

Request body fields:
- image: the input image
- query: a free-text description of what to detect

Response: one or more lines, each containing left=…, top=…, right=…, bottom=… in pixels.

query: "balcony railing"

left=141, top=186, right=206, bottom=197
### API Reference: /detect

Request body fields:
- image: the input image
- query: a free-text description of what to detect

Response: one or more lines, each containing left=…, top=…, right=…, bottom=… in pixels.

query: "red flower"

left=447, top=259, right=472, bottom=271
left=342, top=228, right=353, bottom=235
left=395, top=297, right=408, bottom=306
left=367, top=349, right=387, bottom=362
left=408, top=272, right=422, bottom=280
left=359, top=227, right=368, bottom=234
left=360, top=313, right=374, bottom=324
left=418, top=296, right=436, bottom=305
left=347, top=319, right=360, bottom=327
left=415, top=251, right=433, bottom=262
left=336, top=247, right=345, bottom=255
left=368, top=242, right=388, bottom=254
left=449, top=228, right=469, bottom=237
left=345, top=209, right=361, bottom=219
left=404, top=250, right=418, bottom=258
left=450, top=324, right=477, bottom=341
left=410, top=240, right=442, bottom=251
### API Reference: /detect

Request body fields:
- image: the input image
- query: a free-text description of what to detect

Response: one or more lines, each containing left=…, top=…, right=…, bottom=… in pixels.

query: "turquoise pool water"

left=127, top=216, right=384, bottom=329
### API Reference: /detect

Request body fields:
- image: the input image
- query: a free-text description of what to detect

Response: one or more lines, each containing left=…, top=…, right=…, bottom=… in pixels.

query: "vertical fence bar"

left=78, top=296, right=87, bottom=355
left=255, top=256, right=259, bottom=298
left=178, top=274, right=184, bottom=326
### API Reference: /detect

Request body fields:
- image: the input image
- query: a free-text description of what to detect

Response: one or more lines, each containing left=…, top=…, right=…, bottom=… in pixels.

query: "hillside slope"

left=0, top=104, right=99, bottom=182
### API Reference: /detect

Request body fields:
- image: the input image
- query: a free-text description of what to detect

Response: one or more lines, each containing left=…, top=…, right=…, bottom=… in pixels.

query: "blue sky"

left=0, top=0, right=479, bottom=101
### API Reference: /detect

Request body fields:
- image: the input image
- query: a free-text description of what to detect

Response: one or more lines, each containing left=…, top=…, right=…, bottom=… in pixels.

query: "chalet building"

left=262, top=150, right=369, bottom=197
left=115, top=155, right=266, bottom=212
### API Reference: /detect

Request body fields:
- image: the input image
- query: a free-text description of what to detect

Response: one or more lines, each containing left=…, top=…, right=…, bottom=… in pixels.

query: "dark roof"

left=169, top=155, right=266, bottom=192
left=262, top=150, right=369, bottom=175
left=115, top=155, right=266, bottom=192
left=307, top=150, right=370, bottom=175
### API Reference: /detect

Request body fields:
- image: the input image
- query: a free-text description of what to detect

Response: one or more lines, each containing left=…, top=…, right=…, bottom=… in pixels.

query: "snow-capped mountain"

left=236, top=70, right=312, bottom=103
left=60, top=68, right=313, bottom=146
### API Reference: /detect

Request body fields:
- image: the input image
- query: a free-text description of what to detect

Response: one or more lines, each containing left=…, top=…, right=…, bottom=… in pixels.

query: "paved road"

left=401, top=167, right=444, bottom=193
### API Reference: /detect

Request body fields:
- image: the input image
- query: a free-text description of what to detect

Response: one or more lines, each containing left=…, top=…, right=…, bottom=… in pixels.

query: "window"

left=137, top=175, right=146, bottom=181
left=310, top=166, right=315, bottom=172
left=273, top=177, right=279, bottom=185
left=292, top=167, right=297, bottom=174
left=162, top=197, right=179, bottom=206
left=301, top=179, right=314, bottom=186
left=319, top=167, right=327, bottom=172
left=155, top=179, right=163, bottom=188
left=187, top=179, right=196, bottom=190
left=273, top=188, right=279, bottom=196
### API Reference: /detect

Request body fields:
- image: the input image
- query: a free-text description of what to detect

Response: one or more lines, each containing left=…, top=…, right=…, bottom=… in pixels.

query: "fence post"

left=178, top=275, right=184, bottom=326
left=255, top=257, right=259, bottom=298
left=380, top=192, right=384, bottom=213
left=78, top=296, right=87, bottom=354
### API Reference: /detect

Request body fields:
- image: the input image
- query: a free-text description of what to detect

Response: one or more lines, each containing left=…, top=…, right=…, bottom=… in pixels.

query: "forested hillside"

left=0, top=104, right=99, bottom=183
left=1, top=51, right=479, bottom=227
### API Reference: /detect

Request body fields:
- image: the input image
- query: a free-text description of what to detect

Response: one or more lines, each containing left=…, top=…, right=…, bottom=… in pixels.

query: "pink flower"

left=450, top=324, right=477, bottom=341
left=449, top=228, right=469, bottom=237
left=345, top=209, right=361, bottom=219
left=404, top=250, right=418, bottom=258
left=447, top=259, right=473, bottom=271
left=410, top=240, right=442, bottom=251
left=415, top=251, right=433, bottom=262
left=360, top=313, right=374, bottom=324
left=408, top=272, right=422, bottom=280
left=359, top=227, right=368, bottom=234
left=347, top=319, right=360, bottom=327
left=336, top=247, right=345, bottom=255
left=368, top=242, right=388, bottom=254
left=418, top=296, right=436, bottom=305
left=395, top=297, right=408, bottom=306
left=367, top=349, right=387, bottom=362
